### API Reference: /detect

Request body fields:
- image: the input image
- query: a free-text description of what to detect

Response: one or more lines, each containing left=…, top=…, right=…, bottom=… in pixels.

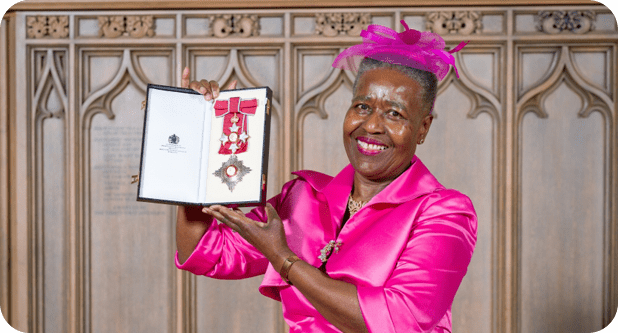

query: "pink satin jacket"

left=176, top=156, right=477, bottom=332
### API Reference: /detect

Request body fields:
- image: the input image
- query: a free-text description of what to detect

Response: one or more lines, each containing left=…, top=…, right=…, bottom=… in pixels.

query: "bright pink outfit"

left=176, top=156, right=477, bottom=332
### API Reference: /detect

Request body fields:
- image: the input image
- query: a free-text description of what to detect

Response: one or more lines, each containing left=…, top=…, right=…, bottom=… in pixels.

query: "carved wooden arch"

left=295, top=48, right=345, bottom=100
left=78, top=48, right=152, bottom=332
left=30, top=48, right=70, bottom=333
left=516, top=47, right=562, bottom=99
left=295, top=68, right=354, bottom=170
left=81, top=49, right=149, bottom=123
left=567, top=47, right=614, bottom=97
left=517, top=45, right=613, bottom=119
left=296, top=45, right=357, bottom=100
left=129, top=49, right=175, bottom=87
left=512, top=44, right=615, bottom=331
left=82, top=71, right=149, bottom=332
left=436, top=63, right=502, bottom=121
left=237, top=49, right=282, bottom=95
left=33, top=49, right=69, bottom=119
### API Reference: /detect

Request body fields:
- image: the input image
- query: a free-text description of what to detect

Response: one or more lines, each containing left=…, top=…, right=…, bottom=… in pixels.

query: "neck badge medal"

left=212, top=97, right=256, bottom=191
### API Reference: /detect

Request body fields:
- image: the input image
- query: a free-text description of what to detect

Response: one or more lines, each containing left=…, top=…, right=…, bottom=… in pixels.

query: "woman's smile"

left=356, top=136, right=388, bottom=155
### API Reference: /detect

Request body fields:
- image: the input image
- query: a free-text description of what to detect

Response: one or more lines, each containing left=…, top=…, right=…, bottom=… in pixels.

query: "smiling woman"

left=176, top=20, right=477, bottom=333
left=343, top=65, right=432, bottom=188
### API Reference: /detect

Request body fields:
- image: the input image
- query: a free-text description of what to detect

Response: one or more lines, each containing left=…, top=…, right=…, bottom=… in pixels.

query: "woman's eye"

left=356, top=104, right=370, bottom=112
left=388, top=110, right=402, bottom=118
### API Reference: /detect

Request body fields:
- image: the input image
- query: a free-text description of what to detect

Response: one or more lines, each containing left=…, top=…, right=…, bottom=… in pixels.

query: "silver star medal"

left=214, top=155, right=252, bottom=192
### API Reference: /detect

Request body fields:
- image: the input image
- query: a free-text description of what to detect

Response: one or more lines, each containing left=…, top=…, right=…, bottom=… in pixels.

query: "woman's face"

left=343, top=67, right=433, bottom=182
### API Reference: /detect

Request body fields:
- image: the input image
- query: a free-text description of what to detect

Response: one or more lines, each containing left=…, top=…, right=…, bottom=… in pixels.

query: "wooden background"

left=1, top=1, right=617, bottom=332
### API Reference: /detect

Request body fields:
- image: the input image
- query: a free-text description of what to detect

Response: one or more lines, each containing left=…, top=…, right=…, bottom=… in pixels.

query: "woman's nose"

left=362, top=111, right=384, bottom=133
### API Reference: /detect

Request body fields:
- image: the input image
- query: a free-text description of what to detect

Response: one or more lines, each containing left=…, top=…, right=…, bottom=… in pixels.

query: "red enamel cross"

left=214, top=97, right=258, bottom=155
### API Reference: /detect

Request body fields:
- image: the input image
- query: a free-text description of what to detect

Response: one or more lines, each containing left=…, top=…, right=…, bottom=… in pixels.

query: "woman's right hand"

left=180, top=67, right=237, bottom=100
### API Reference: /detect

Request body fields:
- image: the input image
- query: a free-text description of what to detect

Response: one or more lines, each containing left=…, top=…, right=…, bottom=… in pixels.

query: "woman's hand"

left=180, top=67, right=237, bottom=99
left=203, top=204, right=294, bottom=268
left=206, top=203, right=369, bottom=333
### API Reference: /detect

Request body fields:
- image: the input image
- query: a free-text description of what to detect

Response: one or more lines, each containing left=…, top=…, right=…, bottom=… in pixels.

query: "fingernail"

left=205, top=93, right=211, bottom=101
left=183, top=67, right=189, bottom=75
left=202, top=207, right=210, bottom=213
left=199, top=87, right=206, bottom=93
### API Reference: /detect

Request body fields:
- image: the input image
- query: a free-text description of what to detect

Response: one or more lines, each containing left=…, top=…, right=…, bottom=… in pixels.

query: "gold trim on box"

left=131, top=174, right=139, bottom=184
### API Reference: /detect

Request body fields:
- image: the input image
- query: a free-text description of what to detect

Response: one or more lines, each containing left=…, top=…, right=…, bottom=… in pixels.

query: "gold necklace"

left=347, top=195, right=368, bottom=215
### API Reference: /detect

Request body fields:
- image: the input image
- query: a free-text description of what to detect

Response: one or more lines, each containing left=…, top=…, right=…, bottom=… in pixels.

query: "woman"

left=176, top=21, right=477, bottom=333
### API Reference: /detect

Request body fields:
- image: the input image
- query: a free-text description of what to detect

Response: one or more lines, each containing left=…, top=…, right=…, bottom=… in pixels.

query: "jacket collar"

left=292, top=155, right=444, bottom=208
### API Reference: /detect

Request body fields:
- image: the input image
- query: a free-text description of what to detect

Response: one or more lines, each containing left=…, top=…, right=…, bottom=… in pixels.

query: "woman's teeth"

left=357, top=140, right=386, bottom=151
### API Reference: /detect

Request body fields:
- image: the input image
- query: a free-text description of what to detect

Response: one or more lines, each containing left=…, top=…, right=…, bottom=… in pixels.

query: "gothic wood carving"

left=536, top=10, right=596, bottom=34
left=426, top=11, right=483, bottom=35
left=98, top=15, right=155, bottom=38
left=315, top=13, right=371, bottom=37
left=26, top=16, right=69, bottom=39
left=209, top=14, right=260, bottom=38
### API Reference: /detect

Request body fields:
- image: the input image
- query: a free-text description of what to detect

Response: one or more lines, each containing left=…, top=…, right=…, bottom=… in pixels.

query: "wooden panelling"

left=513, top=42, right=616, bottom=333
left=10, top=11, right=31, bottom=333
left=31, top=48, right=69, bottom=333
left=80, top=48, right=177, bottom=333
left=2, top=4, right=617, bottom=333
left=0, top=16, right=11, bottom=328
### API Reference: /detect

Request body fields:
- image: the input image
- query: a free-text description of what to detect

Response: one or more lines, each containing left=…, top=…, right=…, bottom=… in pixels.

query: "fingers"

left=198, top=79, right=218, bottom=100
left=226, top=80, right=238, bottom=90
left=188, top=80, right=211, bottom=100
left=264, top=203, right=281, bottom=222
left=182, top=70, right=217, bottom=101
left=202, top=205, right=266, bottom=233
left=212, top=205, right=245, bottom=224
left=181, top=67, right=190, bottom=88
left=232, top=207, right=247, bottom=218
left=203, top=206, right=242, bottom=233
left=180, top=67, right=236, bottom=101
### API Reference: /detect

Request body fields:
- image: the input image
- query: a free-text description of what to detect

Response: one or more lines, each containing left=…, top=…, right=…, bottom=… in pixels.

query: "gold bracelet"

left=279, top=255, right=301, bottom=285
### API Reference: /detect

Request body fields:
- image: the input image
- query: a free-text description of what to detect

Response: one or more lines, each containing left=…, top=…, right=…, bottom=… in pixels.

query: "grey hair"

left=352, top=57, right=438, bottom=115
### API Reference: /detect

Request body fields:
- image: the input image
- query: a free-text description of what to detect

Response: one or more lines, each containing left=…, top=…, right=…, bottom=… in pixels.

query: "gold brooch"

left=318, top=240, right=342, bottom=263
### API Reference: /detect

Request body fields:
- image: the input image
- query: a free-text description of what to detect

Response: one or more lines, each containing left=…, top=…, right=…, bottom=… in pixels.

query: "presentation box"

left=136, top=84, right=272, bottom=207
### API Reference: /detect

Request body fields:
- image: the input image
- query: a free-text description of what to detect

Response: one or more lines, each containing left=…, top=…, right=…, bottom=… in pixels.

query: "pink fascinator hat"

left=332, top=20, right=468, bottom=81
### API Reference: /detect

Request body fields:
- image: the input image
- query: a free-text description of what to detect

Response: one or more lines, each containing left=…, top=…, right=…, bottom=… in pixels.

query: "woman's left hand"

left=203, top=204, right=293, bottom=264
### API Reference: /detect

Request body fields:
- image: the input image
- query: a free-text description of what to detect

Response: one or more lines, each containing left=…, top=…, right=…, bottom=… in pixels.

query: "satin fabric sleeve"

left=174, top=192, right=285, bottom=280
left=356, top=191, right=477, bottom=333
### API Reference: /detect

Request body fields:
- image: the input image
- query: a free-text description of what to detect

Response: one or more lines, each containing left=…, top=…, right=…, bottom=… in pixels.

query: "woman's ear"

left=418, top=114, right=433, bottom=139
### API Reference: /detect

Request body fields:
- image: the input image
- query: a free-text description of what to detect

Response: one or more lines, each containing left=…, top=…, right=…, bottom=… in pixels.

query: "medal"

left=213, top=155, right=252, bottom=192
left=212, top=97, right=257, bottom=191
left=214, top=97, right=256, bottom=154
